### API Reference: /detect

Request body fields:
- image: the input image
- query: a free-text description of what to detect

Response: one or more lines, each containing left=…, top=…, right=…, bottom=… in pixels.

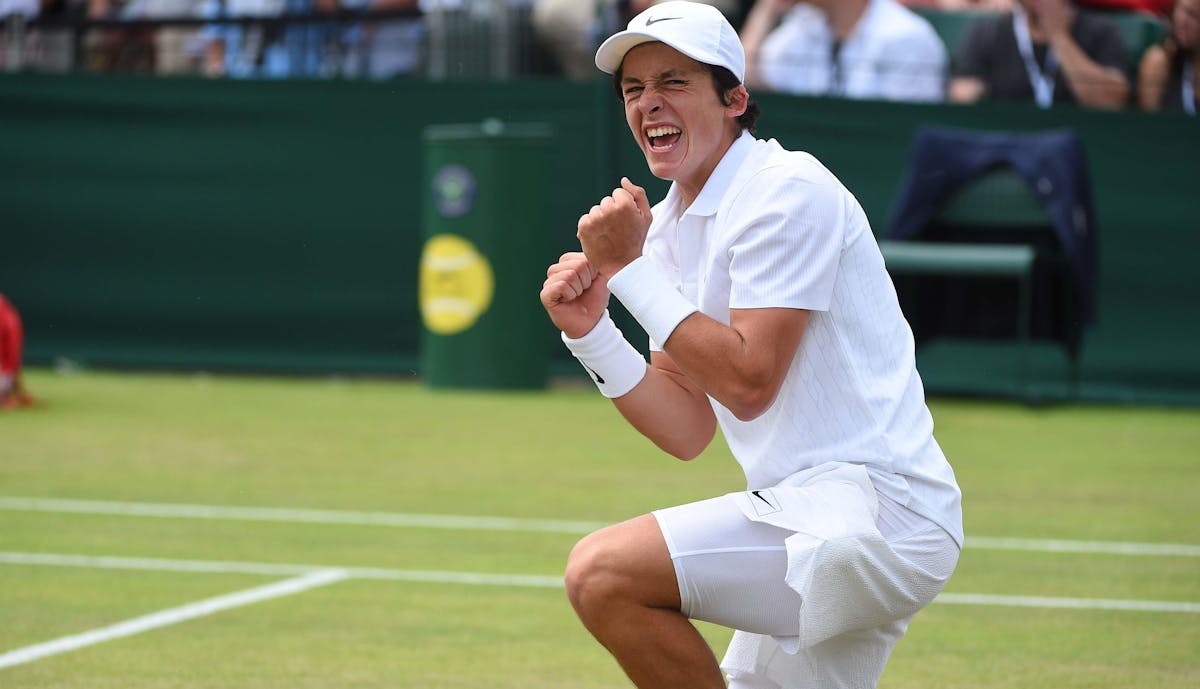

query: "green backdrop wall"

left=1, top=74, right=1196, bottom=404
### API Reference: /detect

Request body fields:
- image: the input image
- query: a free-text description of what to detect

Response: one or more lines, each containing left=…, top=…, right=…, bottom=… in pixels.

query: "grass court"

left=2, top=368, right=1197, bottom=688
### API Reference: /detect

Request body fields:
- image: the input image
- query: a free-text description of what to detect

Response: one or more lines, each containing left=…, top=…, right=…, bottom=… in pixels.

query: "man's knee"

left=564, top=529, right=627, bottom=619
left=564, top=517, right=678, bottom=622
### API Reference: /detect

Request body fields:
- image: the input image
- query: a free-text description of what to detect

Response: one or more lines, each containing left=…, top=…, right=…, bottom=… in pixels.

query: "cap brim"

left=595, top=31, right=660, bottom=75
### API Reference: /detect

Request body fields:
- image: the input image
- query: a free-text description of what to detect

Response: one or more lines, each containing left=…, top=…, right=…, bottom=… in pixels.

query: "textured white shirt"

left=642, top=132, right=962, bottom=546
left=757, top=0, right=946, bottom=102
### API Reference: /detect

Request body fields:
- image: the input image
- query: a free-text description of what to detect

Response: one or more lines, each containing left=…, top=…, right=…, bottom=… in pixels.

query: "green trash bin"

left=419, top=119, right=552, bottom=390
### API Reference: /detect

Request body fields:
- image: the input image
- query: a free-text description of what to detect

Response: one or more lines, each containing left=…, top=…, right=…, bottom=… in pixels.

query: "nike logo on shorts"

left=749, top=489, right=781, bottom=516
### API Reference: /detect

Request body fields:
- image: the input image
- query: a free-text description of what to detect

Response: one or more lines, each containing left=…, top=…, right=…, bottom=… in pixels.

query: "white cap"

left=594, top=1, right=745, bottom=82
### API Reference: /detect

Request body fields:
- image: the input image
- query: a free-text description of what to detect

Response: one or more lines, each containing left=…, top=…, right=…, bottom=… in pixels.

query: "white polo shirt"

left=757, top=0, right=947, bottom=102
left=642, top=132, right=962, bottom=547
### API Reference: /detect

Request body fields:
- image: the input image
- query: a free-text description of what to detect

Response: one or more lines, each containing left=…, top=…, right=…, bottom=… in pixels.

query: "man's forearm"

left=658, top=310, right=805, bottom=423
left=612, top=359, right=718, bottom=461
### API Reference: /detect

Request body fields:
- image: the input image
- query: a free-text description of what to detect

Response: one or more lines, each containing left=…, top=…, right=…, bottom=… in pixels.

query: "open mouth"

left=646, top=125, right=682, bottom=152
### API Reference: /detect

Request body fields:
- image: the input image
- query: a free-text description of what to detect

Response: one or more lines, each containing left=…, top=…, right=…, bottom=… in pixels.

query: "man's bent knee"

left=563, top=530, right=619, bottom=620
left=563, top=515, right=679, bottom=624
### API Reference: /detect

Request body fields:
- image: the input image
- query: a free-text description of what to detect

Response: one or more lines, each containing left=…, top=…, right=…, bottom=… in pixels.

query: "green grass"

left=2, top=368, right=1198, bottom=688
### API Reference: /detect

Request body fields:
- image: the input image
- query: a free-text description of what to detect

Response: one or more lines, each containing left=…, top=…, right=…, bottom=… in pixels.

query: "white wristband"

left=607, top=256, right=698, bottom=347
left=561, top=310, right=647, bottom=398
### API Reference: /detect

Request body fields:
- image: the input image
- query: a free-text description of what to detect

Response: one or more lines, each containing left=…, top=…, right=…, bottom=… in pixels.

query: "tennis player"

left=538, top=3, right=963, bottom=687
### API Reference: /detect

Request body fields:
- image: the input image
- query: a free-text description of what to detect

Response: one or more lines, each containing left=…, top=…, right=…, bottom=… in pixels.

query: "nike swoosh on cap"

left=645, top=16, right=682, bottom=25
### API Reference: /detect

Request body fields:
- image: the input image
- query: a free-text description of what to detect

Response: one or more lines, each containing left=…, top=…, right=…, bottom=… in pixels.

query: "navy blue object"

left=887, top=126, right=1097, bottom=323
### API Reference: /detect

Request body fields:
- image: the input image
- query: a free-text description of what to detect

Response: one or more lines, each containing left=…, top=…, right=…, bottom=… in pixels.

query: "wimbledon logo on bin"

left=432, top=164, right=477, bottom=219
left=419, top=234, right=495, bottom=335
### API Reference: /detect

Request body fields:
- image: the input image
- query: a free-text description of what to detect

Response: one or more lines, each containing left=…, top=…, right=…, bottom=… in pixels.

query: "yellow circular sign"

left=419, top=234, right=495, bottom=335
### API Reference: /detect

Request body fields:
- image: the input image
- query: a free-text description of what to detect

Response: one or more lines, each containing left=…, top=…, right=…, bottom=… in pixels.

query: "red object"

left=0, top=294, right=22, bottom=376
left=0, top=293, right=33, bottom=409
left=1076, top=0, right=1172, bottom=15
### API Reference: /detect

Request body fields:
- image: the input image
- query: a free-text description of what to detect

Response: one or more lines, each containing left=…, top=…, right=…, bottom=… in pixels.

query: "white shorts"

left=652, top=465, right=959, bottom=689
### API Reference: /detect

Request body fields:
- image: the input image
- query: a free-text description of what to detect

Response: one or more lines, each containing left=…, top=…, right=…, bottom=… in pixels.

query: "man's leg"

left=564, top=513, right=726, bottom=689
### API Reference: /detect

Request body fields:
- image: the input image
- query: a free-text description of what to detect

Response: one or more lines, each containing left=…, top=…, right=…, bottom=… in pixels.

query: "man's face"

left=618, top=42, right=743, bottom=191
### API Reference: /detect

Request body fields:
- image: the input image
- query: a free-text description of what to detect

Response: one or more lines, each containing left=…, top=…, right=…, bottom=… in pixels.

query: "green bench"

left=878, top=240, right=1038, bottom=390
left=877, top=166, right=1055, bottom=400
left=878, top=241, right=1036, bottom=280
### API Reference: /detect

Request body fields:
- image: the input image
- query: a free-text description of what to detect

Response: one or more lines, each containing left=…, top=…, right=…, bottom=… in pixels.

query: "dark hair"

left=709, top=65, right=760, bottom=136
left=610, top=61, right=761, bottom=135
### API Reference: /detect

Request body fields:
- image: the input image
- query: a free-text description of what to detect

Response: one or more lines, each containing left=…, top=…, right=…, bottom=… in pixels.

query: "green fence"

left=1, top=74, right=1197, bottom=404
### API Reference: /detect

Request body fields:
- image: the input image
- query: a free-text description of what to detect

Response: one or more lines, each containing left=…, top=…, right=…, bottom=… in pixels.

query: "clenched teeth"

left=646, top=126, right=681, bottom=138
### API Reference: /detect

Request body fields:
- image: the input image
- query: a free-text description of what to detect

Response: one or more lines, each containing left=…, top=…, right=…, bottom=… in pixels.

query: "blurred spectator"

left=903, top=0, right=1170, bottom=15
left=1137, top=0, right=1198, bottom=112
left=532, top=0, right=740, bottom=81
left=740, top=0, right=948, bottom=102
left=900, top=0, right=1013, bottom=9
left=198, top=0, right=281, bottom=77
left=0, top=0, right=40, bottom=71
left=198, top=0, right=350, bottom=78
left=0, top=0, right=38, bottom=20
left=17, top=0, right=81, bottom=72
left=949, top=0, right=1130, bottom=108
left=339, top=0, right=422, bottom=79
left=123, top=0, right=205, bottom=74
left=342, top=0, right=546, bottom=81
left=87, top=0, right=156, bottom=70
left=339, top=0, right=545, bottom=81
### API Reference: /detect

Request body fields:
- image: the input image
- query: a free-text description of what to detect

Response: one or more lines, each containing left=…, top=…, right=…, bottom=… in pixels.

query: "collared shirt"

left=642, top=132, right=963, bottom=547
left=757, top=0, right=947, bottom=102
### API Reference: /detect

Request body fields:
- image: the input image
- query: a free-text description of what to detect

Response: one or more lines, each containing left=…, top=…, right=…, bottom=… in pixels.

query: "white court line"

left=0, top=552, right=566, bottom=588
left=4, top=496, right=1199, bottom=557
left=0, top=496, right=603, bottom=534
left=3, top=551, right=1198, bottom=615
left=0, top=552, right=320, bottom=577
left=936, top=593, right=1200, bottom=614
left=964, top=536, right=1200, bottom=558
left=0, top=568, right=348, bottom=670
